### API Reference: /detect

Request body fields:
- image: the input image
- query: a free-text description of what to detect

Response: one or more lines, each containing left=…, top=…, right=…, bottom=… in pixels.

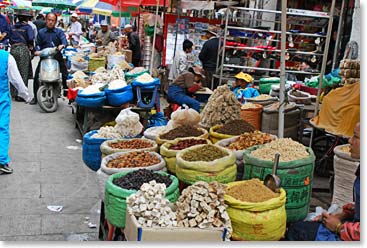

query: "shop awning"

left=77, top=0, right=112, bottom=16
left=32, top=0, right=76, bottom=10
left=100, top=0, right=169, bottom=7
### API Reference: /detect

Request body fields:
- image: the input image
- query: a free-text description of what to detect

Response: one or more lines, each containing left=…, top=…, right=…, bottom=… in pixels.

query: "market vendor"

left=167, top=66, right=205, bottom=113
left=230, top=72, right=260, bottom=103
left=286, top=122, right=360, bottom=241
left=95, top=20, right=117, bottom=47
left=124, top=24, right=141, bottom=67
left=168, top=39, right=194, bottom=83
left=68, top=13, right=83, bottom=47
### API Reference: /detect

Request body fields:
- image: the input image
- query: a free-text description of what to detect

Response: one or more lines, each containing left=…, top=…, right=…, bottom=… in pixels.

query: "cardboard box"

left=124, top=212, right=227, bottom=241
left=122, top=49, right=132, bottom=64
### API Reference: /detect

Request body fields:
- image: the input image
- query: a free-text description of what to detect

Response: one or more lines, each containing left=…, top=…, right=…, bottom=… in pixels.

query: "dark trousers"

left=132, top=58, right=140, bottom=67
left=33, top=51, right=67, bottom=101
left=167, top=85, right=200, bottom=113
left=203, top=69, right=218, bottom=90
left=285, top=221, right=320, bottom=241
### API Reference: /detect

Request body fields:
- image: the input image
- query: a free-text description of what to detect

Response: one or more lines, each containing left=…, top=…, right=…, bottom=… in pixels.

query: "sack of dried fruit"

left=216, top=131, right=276, bottom=178
left=160, top=138, right=211, bottom=174
left=100, top=138, right=158, bottom=157
left=224, top=179, right=286, bottom=241
left=156, top=126, right=209, bottom=145
left=176, top=144, right=236, bottom=184
left=101, top=151, right=166, bottom=175
left=209, top=119, right=255, bottom=144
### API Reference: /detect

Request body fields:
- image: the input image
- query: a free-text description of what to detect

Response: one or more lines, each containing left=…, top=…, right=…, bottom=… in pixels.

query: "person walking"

left=199, top=26, right=219, bottom=89
left=33, top=14, right=46, bottom=31
left=29, top=13, right=68, bottom=105
left=9, top=9, right=34, bottom=102
left=0, top=12, right=10, bottom=49
left=124, top=24, right=141, bottom=67
left=68, top=13, right=83, bottom=47
left=0, top=50, right=31, bottom=175
left=168, top=39, right=194, bottom=82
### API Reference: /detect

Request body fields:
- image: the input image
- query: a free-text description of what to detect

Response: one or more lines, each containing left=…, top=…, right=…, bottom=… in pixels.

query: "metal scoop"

left=264, top=153, right=281, bottom=193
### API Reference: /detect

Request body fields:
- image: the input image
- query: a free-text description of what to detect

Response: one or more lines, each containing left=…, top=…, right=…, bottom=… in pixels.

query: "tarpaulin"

left=312, top=82, right=360, bottom=137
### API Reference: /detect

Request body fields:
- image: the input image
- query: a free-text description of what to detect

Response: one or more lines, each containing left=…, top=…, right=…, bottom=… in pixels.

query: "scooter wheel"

left=37, top=85, right=58, bottom=113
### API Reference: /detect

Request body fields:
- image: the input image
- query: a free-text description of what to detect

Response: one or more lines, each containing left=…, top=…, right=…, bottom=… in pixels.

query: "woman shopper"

left=167, top=66, right=205, bottom=113
left=9, top=9, right=34, bottom=101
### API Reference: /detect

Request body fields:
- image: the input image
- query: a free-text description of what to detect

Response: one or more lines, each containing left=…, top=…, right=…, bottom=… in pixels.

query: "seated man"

left=167, top=66, right=205, bottom=113
left=285, top=122, right=360, bottom=241
left=230, top=72, right=259, bottom=103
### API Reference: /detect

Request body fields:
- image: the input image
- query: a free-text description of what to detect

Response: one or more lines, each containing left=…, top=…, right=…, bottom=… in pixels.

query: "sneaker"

left=29, top=98, right=37, bottom=105
left=0, top=164, right=13, bottom=174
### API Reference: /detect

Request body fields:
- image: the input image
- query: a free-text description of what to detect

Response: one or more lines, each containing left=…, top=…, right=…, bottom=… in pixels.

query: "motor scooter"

left=37, top=47, right=62, bottom=113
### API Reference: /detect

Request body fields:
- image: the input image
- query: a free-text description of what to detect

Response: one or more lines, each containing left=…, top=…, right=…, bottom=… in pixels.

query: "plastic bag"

left=147, top=112, right=168, bottom=128
left=167, top=105, right=201, bottom=130
left=115, top=108, right=140, bottom=124
left=114, top=108, right=143, bottom=137
left=304, top=204, right=343, bottom=221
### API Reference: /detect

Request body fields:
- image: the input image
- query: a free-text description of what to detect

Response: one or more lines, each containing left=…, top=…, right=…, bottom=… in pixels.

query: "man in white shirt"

left=168, top=39, right=194, bottom=82
left=68, top=13, right=83, bottom=46
left=0, top=50, right=31, bottom=175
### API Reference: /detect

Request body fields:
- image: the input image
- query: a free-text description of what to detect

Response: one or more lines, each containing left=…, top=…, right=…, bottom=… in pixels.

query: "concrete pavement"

left=0, top=90, right=101, bottom=241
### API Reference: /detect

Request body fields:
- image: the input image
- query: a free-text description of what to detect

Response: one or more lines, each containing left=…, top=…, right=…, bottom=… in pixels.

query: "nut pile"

left=340, top=145, right=351, bottom=153
left=289, top=90, right=308, bottom=97
left=109, top=139, right=154, bottom=149
left=226, top=178, right=279, bottom=203
left=113, top=169, right=172, bottom=190
left=160, top=126, right=203, bottom=140
left=176, top=181, right=232, bottom=240
left=252, top=94, right=274, bottom=100
left=169, top=139, right=208, bottom=150
left=182, top=145, right=228, bottom=162
left=251, top=138, right=309, bottom=162
left=200, top=85, right=242, bottom=128
left=241, top=103, right=258, bottom=109
left=228, top=131, right=274, bottom=150
left=107, top=151, right=160, bottom=168
left=215, top=119, right=255, bottom=135
left=127, top=181, right=177, bottom=228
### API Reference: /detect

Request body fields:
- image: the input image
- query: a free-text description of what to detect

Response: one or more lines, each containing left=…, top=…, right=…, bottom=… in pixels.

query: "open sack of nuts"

left=100, top=151, right=166, bottom=175
left=126, top=180, right=232, bottom=241
left=100, top=138, right=158, bottom=157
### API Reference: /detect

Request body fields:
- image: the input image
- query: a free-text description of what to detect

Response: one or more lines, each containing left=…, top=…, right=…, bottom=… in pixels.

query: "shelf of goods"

left=214, top=3, right=335, bottom=86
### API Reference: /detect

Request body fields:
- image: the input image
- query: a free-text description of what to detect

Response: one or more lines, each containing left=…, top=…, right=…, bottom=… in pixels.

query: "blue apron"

left=0, top=49, right=10, bottom=165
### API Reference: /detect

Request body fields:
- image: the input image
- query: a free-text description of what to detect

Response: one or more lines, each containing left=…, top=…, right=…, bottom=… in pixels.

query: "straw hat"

left=204, top=26, right=218, bottom=36
left=235, top=72, right=253, bottom=83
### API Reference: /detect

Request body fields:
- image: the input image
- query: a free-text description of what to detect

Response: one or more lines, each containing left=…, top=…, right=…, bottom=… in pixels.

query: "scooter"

left=37, top=47, right=62, bottom=113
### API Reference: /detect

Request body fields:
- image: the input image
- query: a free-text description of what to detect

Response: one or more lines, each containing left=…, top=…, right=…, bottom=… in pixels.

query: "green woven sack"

left=104, top=170, right=179, bottom=228
left=242, top=145, right=315, bottom=222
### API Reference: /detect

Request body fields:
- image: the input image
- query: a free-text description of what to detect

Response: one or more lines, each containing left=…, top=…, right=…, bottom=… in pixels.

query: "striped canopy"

left=77, top=0, right=112, bottom=16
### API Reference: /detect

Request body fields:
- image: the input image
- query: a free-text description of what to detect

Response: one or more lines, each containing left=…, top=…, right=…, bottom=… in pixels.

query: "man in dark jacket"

left=124, top=24, right=141, bottom=67
left=33, top=14, right=46, bottom=31
left=199, top=26, right=219, bottom=89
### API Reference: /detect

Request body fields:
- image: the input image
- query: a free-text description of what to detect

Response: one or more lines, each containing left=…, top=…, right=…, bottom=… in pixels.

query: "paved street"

left=0, top=80, right=100, bottom=241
